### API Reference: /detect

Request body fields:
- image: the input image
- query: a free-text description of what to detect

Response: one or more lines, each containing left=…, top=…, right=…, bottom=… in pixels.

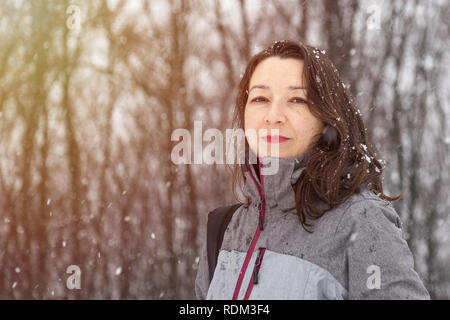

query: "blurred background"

left=0, top=0, right=448, bottom=299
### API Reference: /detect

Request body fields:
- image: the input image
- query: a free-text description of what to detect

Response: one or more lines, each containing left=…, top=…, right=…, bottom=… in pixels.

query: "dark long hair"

left=229, top=39, right=401, bottom=232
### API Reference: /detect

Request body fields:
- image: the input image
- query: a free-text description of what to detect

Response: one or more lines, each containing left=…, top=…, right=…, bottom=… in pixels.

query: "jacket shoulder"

left=335, top=189, right=403, bottom=235
left=332, top=190, right=430, bottom=299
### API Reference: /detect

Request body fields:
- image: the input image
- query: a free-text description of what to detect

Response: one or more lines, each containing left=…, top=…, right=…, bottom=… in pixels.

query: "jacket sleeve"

left=195, top=240, right=210, bottom=300
left=337, top=199, right=430, bottom=300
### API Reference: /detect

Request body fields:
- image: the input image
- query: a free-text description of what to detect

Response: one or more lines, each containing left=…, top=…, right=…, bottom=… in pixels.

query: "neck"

left=241, top=148, right=311, bottom=213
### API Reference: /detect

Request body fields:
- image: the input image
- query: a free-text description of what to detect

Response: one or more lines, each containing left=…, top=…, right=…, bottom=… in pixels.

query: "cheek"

left=244, top=109, right=249, bottom=131
left=312, top=117, right=324, bottom=134
left=244, top=108, right=259, bottom=131
left=244, top=108, right=263, bottom=150
left=293, top=115, right=323, bottom=139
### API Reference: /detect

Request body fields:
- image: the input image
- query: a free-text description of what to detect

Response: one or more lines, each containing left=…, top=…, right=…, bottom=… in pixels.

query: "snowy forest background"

left=0, top=0, right=448, bottom=299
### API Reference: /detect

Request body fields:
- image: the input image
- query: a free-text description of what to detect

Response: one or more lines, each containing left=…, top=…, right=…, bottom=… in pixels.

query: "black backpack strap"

left=207, top=203, right=242, bottom=283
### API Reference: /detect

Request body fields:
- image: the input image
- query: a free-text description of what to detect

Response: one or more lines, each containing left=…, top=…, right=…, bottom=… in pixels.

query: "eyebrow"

left=249, top=85, right=307, bottom=92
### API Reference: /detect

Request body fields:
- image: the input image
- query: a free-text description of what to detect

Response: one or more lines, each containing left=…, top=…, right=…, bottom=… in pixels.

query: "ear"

left=320, top=125, right=340, bottom=151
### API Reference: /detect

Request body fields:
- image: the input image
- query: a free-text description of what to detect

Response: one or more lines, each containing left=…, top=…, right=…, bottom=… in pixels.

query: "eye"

left=290, top=97, right=307, bottom=104
left=250, top=96, right=268, bottom=103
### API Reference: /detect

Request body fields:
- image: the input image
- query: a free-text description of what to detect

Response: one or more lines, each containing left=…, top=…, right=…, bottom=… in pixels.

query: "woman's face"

left=244, top=57, right=324, bottom=158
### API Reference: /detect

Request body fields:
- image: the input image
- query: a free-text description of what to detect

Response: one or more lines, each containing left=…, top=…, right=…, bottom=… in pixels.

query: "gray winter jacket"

left=195, top=149, right=430, bottom=300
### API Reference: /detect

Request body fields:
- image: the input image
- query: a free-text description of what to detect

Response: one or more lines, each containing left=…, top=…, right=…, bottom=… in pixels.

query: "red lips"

left=262, top=135, right=290, bottom=143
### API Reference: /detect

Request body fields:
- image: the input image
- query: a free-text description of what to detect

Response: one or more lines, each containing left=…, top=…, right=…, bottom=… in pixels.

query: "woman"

left=195, top=40, right=430, bottom=300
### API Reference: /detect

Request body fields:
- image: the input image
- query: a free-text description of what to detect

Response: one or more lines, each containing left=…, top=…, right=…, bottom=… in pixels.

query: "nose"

left=264, top=101, right=286, bottom=125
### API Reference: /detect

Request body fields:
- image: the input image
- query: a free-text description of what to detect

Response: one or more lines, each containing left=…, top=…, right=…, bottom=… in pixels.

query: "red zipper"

left=243, top=247, right=266, bottom=299
left=232, top=159, right=266, bottom=300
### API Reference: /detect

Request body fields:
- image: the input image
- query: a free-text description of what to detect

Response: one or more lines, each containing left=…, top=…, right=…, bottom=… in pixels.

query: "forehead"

left=249, top=57, right=305, bottom=89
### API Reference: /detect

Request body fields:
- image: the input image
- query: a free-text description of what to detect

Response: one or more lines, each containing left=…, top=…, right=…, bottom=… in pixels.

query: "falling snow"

left=360, top=143, right=368, bottom=152
left=349, top=232, right=358, bottom=242
left=0, top=0, right=447, bottom=301
left=315, top=75, right=322, bottom=85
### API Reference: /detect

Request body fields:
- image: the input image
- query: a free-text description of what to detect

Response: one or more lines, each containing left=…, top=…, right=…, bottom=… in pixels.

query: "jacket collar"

left=240, top=148, right=311, bottom=213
